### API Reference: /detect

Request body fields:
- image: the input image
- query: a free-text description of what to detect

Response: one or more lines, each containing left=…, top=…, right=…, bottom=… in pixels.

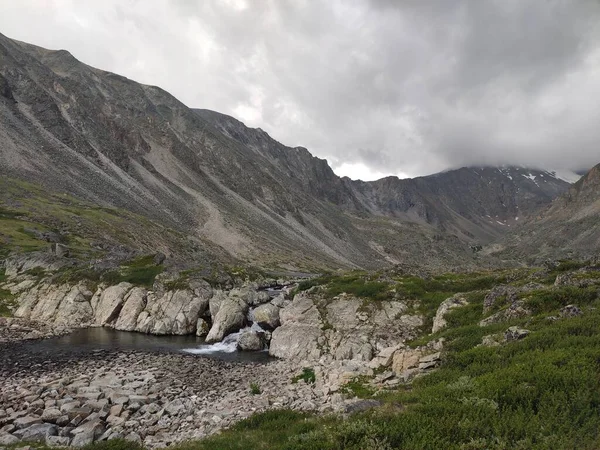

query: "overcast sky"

left=1, top=0, right=600, bottom=179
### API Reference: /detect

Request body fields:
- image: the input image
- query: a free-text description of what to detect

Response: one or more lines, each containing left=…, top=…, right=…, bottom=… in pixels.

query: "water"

left=15, top=327, right=272, bottom=363
left=182, top=323, right=266, bottom=356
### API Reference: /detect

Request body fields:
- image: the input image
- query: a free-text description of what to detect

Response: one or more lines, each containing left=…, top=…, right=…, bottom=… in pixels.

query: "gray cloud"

left=1, top=0, right=599, bottom=179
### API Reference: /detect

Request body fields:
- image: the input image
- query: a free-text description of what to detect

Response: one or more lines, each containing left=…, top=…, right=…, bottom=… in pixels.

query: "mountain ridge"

left=0, top=33, right=576, bottom=270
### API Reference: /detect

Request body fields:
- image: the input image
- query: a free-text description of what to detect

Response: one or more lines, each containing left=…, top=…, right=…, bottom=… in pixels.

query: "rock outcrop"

left=269, top=292, right=422, bottom=363
left=432, top=294, right=468, bottom=333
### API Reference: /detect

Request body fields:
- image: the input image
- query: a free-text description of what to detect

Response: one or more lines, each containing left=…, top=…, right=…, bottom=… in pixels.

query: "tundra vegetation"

left=3, top=262, right=598, bottom=449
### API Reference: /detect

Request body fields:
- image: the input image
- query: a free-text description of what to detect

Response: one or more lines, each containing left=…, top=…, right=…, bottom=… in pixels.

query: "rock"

left=368, top=345, right=401, bottom=369
left=94, top=283, right=133, bottom=325
left=13, top=415, right=42, bottom=429
left=432, top=294, right=468, bottom=333
left=41, top=408, right=62, bottom=423
left=164, top=399, right=186, bottom=416
left=483, top=285, right=518, bottom=313
left=480, top=334, right=502, bottom=347
left=332, top=335, right=373, bottom=361
left=391, top=348, right=422, bottom=375
left=14, top=422, right=57, bottom=441
left=343, top=399, right=382, bottom=414
left=205, top=297, right=248, bottom=343
left=0, top=433, right=19, bottom=445
left=46, top=435, right=71, bottom=447
left=418, top=352, right=441, bottom=370
left=560, top=304, right=582, bottom=318
left=505, top=326, right=530, bottom=342
left=251, top=303, right=280, bottom=330
left=237, top=330, right=265, bottom=351
left=153, top=252, right=166, bottom=265
left=480, top=301, right=531, bottom=326
left=50, top=243, right=70, bottom=257
left=70, top=420, right=105, bottom=447
left=196, top=318, right=210, bottom=337
left=113, top=288, right=147, bottom=331
left=125, top=431, right=142, bottom=444
left=136, top=284, right=211, bottom=335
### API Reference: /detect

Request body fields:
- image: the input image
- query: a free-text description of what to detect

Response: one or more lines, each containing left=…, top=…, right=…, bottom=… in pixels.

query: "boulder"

left=560, top=304, right=582, bottom=318
left=269, top=293, right=323, bottom=360
left=113, top=287, right=147, bottom=331
left=237, top=330, right=265, bottom=351
left=14, top=422, right=57, bottom=441
left=505, top=326, right=530, bottom=342
left=251, top=303, right=280, bottom=330
left=70, top=419, right=105, bottom=447
left=432, top=294, right=468, bottom=333
left=94, top=283, right=133, bottom=325
left=483, top=285, right=517, bottom=313
left=205, top=297, right=248, bottom=343
left=0, top=433, right=20, bottom=445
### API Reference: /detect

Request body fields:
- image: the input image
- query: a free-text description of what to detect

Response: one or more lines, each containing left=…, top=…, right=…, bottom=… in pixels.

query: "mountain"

left=195, top=109, right=571, bottom=243
left=494, top=163, right=600, bottom=262
left=0, top=34, right=572, bottom=270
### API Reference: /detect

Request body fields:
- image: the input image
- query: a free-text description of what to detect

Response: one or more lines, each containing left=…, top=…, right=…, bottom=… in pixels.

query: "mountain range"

left=0, top=32, right=597, bottom=272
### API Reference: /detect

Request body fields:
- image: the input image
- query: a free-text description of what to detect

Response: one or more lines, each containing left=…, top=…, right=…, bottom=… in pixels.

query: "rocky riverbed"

left=0, top=338, right=330, bottom=448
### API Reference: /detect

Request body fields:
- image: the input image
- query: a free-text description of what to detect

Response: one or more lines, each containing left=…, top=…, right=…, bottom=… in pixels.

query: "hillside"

left=493, top=163, right=600, bottom=262
left=0, top=34, right=571, bottom=271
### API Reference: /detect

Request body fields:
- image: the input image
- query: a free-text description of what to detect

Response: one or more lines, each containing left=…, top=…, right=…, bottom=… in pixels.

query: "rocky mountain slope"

left=0, top=33, right=571, bottom=271
left=494, top=163, right=600, bottom=262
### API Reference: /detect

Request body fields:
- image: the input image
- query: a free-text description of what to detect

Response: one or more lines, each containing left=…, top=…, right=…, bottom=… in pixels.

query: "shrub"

left=292, top=367, right=316, bottom=384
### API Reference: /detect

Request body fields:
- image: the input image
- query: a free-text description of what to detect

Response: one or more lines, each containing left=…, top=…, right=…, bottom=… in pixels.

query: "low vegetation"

left=291, top=367, right=316, bottom=384
left=159, top=263, right=600, bottom=450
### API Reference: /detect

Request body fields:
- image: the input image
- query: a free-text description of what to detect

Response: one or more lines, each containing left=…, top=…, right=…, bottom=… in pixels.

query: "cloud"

left=1, top=0, right=599, bottom=179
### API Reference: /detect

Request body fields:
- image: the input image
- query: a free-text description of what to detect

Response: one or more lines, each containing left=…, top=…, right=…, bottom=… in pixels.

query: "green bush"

left=292, top=367, right=316, bottom=384
left=250, top=382, right=261, bottom=395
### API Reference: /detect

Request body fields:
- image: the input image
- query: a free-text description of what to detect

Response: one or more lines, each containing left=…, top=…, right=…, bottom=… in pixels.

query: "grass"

left=250, top=382, right=262, bottom=395
left=51, top=255, right=163, bottom=289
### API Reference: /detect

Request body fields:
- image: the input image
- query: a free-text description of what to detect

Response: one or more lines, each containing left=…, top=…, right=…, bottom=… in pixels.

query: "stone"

left=164, top=399, right=186, bottom=416
left=251, top=303, right=280, bottom=330
left=343, top=399, right=382, bottom=414
left=391, top=348, right=421, bottom=375
left=71, top=420, right=105, bottom=447
left=41, top=408, right=62, bottom=423
left=483, top=285, right=518, bottom=313
left=205, top=297, right=248, bottom=343
left=46, top=435, right=71, bottom=447
left=94, top=283, right=133, bottom=325
left=0, top=434, right=19, bottom=445
left=560, top=304, right=582, bottom=318
left=418, top=352, right=441, bottom=370
left=13, top=416, right=42, bottom=429
left=480, top=301, right=531, bottom=326
left=196, top=318, right=210, bottom=337
left=432, top=295, right=468, bottom=333
left=14, top=422, right=57, bottom=441
left=113, top=288, right=147, bottom=331
left=136, top=285, right=211, bottom=335
left=505, top=326, right=530, bottom=342
left=237, top=330, right=265, bottom=351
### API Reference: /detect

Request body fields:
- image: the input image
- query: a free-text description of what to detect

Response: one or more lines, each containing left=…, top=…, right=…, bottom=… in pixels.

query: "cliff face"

left=0, top=33, right=572, bottom=270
